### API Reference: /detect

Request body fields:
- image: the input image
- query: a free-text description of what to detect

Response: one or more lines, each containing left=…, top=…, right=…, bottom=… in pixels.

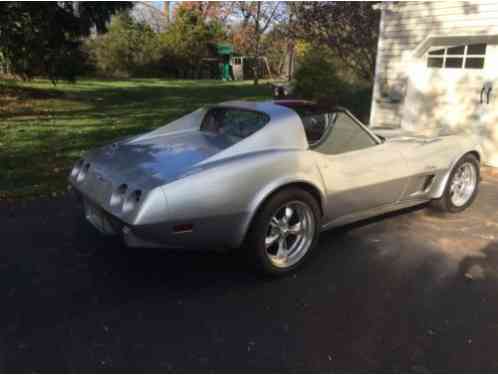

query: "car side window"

left=200, top=108, right=269, bottom=140
left=301, top=113, right=332, bottom=146
left=314, top=112, right=377, bottom=155
left=284, top=105, right=330, bottom=146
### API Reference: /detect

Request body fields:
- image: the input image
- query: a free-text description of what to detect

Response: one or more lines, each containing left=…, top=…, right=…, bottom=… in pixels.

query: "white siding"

left=370, top=1, right=498, bottom=128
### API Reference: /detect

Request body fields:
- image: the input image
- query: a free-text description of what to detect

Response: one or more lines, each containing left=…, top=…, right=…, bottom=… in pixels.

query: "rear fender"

left=235, top=176, right=326, bottom=248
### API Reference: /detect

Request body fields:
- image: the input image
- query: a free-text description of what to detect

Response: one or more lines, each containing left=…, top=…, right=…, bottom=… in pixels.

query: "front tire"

left=431, top=154, right=480, bottom=213
left=245, top=188, right=321, bottom=276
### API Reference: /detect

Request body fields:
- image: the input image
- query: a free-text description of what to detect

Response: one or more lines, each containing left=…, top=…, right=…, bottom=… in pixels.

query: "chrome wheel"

left=449, top=162, right=477, bottom=207
left=265, top=201, right=315, bottom=269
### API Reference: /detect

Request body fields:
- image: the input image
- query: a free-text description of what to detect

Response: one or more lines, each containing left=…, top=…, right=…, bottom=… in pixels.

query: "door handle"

left=486, top=86, right=492, bottom=104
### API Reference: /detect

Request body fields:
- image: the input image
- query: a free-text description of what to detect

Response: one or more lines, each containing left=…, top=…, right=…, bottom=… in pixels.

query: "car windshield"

left=200, top=107, right=270, bottom=142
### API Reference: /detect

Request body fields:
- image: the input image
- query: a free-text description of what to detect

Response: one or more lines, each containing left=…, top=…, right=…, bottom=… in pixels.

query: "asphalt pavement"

left=1, top=172, right=498, bottom=372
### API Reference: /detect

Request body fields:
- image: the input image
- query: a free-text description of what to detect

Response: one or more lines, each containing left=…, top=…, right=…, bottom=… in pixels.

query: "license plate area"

left=84, top=200, right=118, bottom=235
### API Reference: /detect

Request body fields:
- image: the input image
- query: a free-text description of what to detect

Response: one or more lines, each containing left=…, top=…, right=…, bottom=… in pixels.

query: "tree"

left=86, top=12, right=162, bottom=77
left=132, top=2, right=170, bottom=33
left=292, top=2, right=380, bottom=81
left=173, top=2, right=236, bottom=23
left=232, top=2, right=285, bottom=85
left=0, top=2, right=132, bottom=83
left=160, top=3, right=226, bottom=78
left=260, top=24, right=293, bottom=79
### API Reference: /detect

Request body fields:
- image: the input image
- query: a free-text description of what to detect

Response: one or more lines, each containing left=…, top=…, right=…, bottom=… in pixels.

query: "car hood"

left=373, top=127, right=463, bottom=142
left=85, top=130, right=238, bottom=188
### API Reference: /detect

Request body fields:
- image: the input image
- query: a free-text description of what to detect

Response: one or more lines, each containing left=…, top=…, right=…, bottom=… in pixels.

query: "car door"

left=311, top=111, right=411, bottom=223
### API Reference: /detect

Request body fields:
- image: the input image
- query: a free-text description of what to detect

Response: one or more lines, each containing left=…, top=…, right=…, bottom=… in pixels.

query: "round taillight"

left=118, top=184, right=128, bottom=195
left=70, top=159, right=84, bottom=179
left=122, top=189, right=142, bottom=212
left=76, top=162, right=90, bottom=182
left=110, top=184, right=128, bottom=208
left=133, top=190, right=142, bottom=202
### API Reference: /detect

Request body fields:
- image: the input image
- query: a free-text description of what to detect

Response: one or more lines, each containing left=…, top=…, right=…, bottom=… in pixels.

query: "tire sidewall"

left=248, top=188, right=321, bottom=276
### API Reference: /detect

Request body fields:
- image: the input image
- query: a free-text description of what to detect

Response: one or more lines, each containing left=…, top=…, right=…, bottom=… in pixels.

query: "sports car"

left=69, top=100, right=482, bottom=275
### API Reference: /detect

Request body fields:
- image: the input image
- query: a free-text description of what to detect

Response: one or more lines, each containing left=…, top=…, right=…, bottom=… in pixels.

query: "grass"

left=0, top=78, right=271, bottom=200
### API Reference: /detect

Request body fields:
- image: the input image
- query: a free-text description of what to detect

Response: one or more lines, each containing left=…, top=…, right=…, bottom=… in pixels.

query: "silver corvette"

left=69, top=100, right=482, bottom=275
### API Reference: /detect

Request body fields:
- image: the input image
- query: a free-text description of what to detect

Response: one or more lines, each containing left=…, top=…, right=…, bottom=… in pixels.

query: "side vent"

left=422, top=175, right=435, bottom=192
left=408, top=174, right=436, bottom=197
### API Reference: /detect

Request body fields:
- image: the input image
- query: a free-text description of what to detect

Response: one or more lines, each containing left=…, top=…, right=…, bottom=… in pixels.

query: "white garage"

left=370, top=1, right=498, bottom=166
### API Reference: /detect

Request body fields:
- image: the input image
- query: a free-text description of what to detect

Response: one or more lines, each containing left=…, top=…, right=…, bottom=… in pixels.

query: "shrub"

left=293, top=45, right=373, bottom=123
left=293, top=47, right=345, bottom=103
left=85, top=12, right=162, bottom=78
left=158, top=5, right=226, bottom=79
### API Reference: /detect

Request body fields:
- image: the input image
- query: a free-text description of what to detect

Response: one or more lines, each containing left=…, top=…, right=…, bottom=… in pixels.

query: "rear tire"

left=245, top=188, right=321, bottom=276
left=431, top=154, right=480, bottom=213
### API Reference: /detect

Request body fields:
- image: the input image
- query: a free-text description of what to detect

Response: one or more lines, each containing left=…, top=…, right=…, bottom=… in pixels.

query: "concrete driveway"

left=1, top=169, right=498, bottom=372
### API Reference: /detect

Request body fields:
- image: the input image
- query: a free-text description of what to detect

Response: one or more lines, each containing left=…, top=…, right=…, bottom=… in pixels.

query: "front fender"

left=431, top=147, right=482, bottom=199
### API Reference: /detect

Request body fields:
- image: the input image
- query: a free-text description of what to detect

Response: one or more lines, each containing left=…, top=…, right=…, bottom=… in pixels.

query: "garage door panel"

left=402, top=41, right=498, bottom=165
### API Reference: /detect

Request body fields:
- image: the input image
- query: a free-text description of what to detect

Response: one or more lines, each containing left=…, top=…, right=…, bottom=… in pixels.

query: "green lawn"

left=0, top=78, right=271, bottom=200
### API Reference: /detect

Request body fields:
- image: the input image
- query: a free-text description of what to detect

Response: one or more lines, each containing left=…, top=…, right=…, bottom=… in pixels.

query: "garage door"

left=402, top=40, right=498, bottom=166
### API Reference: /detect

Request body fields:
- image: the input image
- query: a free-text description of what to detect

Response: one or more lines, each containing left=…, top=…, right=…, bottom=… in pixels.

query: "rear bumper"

left=70, top=186, right=124, bottom=235
left=70, top=185, right=247, bottom=250
left=71, top=187, right=165, bottom=247
left=83, top=199, right=123, bottom=236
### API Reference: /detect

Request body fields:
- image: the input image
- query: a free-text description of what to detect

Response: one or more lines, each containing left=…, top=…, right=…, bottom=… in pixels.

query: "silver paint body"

left=69, top=101, right=482, bottom=249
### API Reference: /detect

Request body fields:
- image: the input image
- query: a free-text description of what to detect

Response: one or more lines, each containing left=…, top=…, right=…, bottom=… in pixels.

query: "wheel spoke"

left=284, top=206, right=294, bottom=223
left=288, top=222, right=303, bottom=235
left=276, top=237, right=287, bottom=259
left=270, top=217, right=280, bottom=228
left=265, top=233, right=280, bottom=248
left=450, top=181, right=458, bottom=193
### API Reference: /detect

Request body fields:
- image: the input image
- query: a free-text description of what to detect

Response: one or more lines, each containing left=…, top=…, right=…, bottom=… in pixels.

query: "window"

left=426, top=43, right=486, bottom=70
left=275, top=102, right=377, bottom=153
left=467, top=43, right=487, bottom=54
left=427, top=57, right=443, bottom=68
left=465, top=57, right=485, bottom=69
left=279, top=104, right=330, bottom=145
left=314, top=112, right=377, bottom=155
left=445, top=57, right=463, bottom=68
left=447, top=45, right=465, bottom=55
left=301, top=113, right=331, bottom=145
left=200, top=108, right=269, bottom=142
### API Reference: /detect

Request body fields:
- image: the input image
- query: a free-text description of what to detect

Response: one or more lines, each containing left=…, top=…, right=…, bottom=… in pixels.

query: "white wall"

left=370, top=1, right=498, bottom=129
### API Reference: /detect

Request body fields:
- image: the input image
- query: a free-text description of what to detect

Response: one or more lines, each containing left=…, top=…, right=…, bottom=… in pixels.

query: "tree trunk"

left=253, top=2, right=261, bottom=85
left=288, top=42, right=294, bottom=81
